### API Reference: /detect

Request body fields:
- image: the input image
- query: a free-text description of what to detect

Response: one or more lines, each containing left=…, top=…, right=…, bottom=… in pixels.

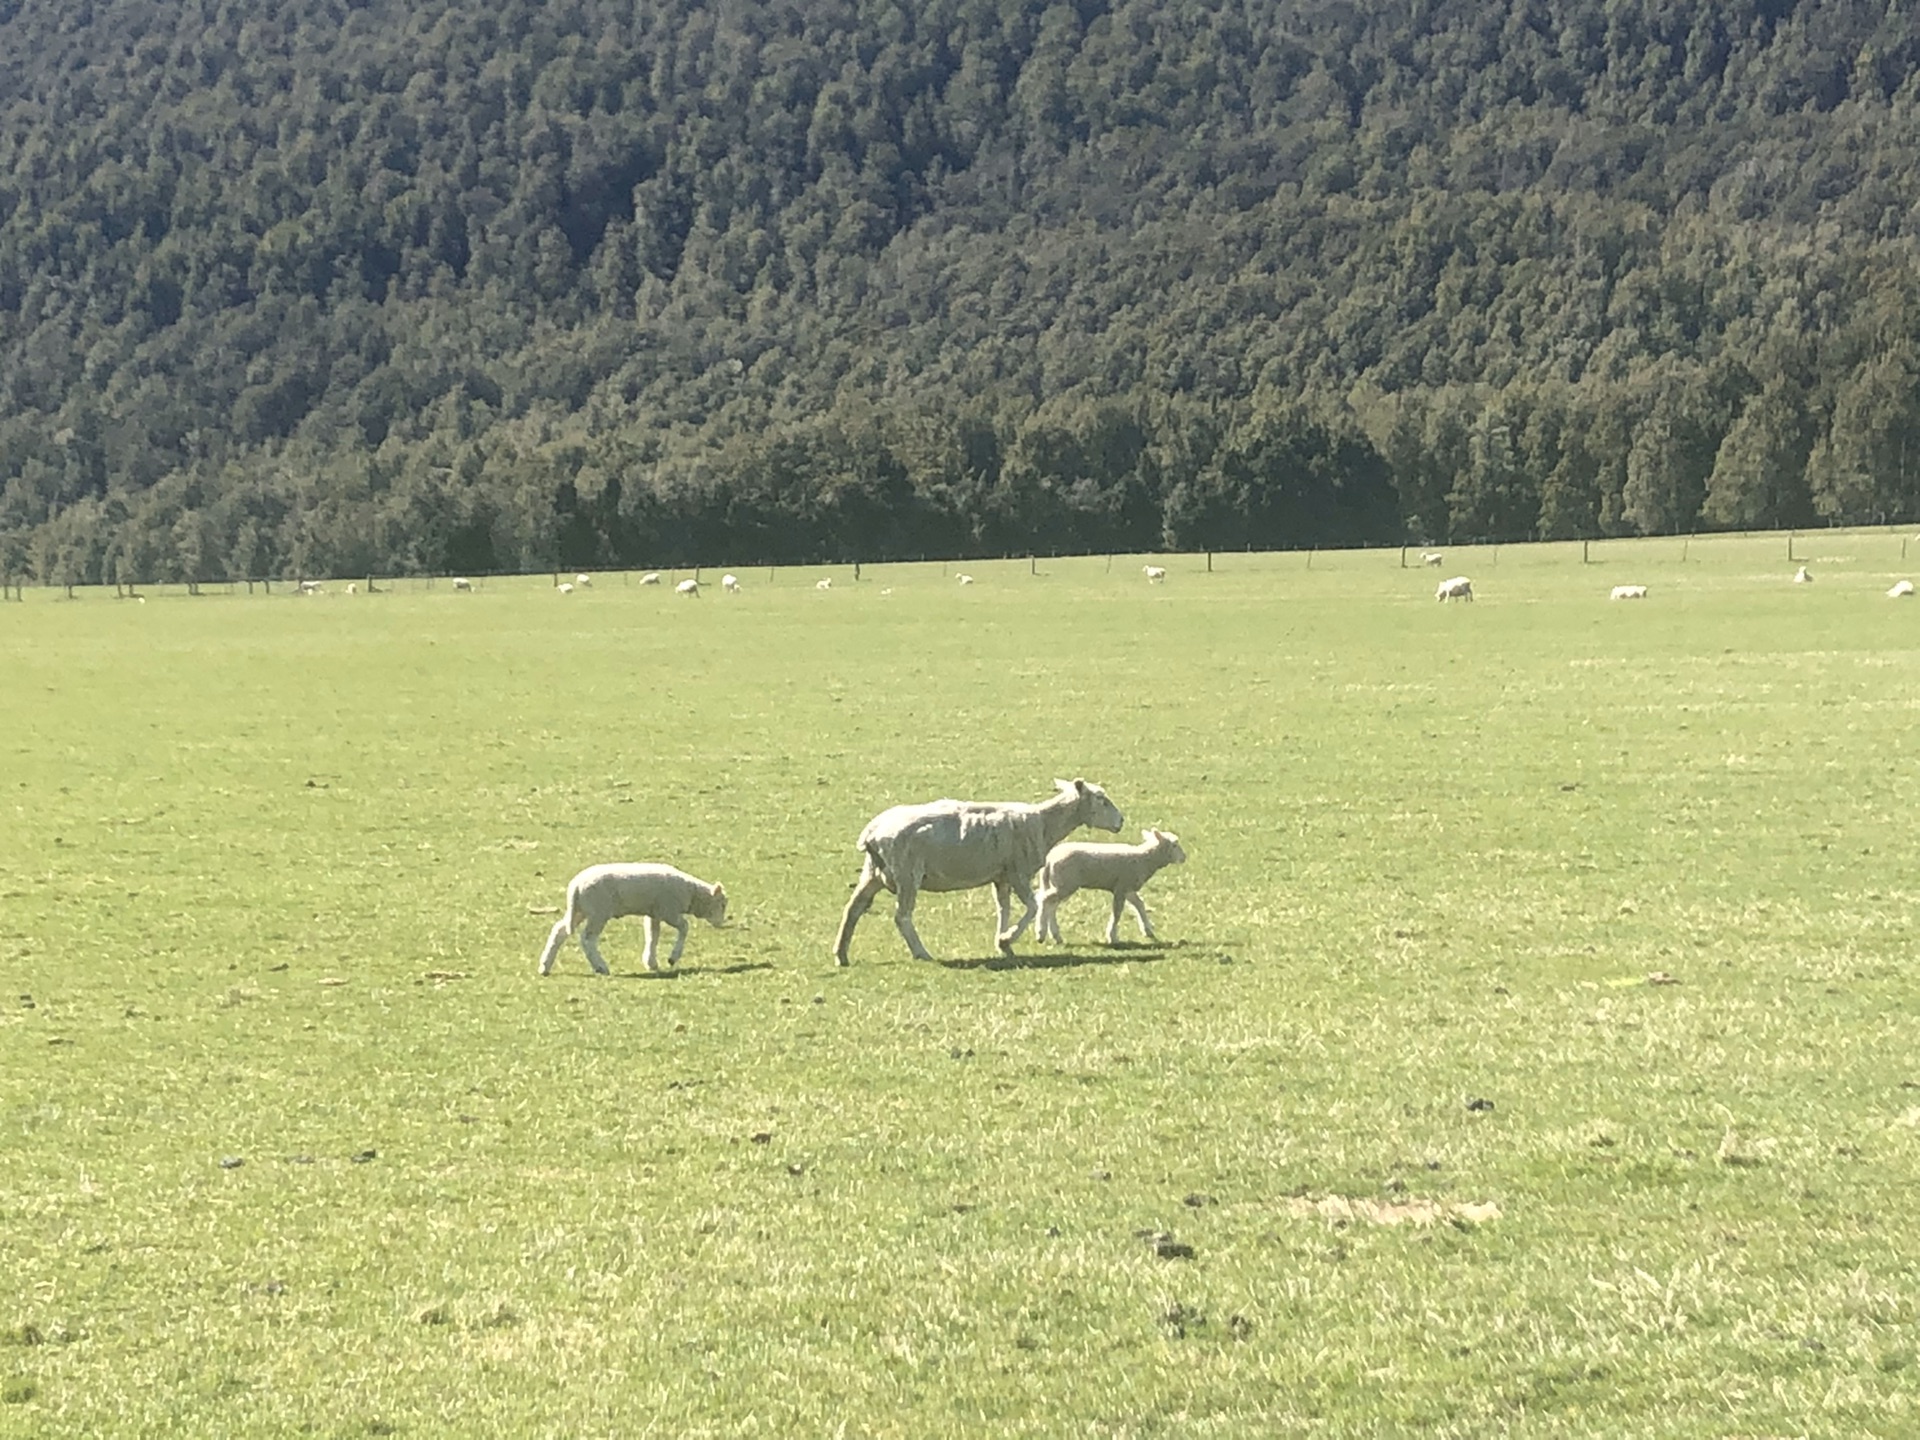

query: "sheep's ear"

left=1054, top=778, right=1075, bottom=792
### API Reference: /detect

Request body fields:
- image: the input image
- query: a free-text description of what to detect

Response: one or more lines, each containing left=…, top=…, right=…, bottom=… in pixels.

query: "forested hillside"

left=4, top=0, right=1920, bottom=582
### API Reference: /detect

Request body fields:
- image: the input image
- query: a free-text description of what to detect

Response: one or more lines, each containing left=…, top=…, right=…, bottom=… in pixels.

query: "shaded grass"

left=2, top=534, right=1918, bottom=1435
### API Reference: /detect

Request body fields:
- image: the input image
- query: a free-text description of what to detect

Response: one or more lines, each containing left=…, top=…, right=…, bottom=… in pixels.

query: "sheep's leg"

left=1106, top=892, right=1126, bottom=945
left=891, top=882, right=935, bottom=962
left=537, top=918, right=570, bottom=975
left=997, top=878, right=1039, bottom=953
left=640, top=917, right=661, bottom=972
left=578, top=920, right=613, bottom=976
left=834, top=859, right=888, bottom=966
left=1127, top=891, right=1157, bottom=940
left=1035, top=887, right=1059, bottom=943
left=666, top=916, right=690, bottom=966
left=993, top=881, right=1015, bottom=938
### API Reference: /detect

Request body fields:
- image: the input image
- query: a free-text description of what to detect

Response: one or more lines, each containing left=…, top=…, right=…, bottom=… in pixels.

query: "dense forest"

left=5, top=0, right=1920, bottom=583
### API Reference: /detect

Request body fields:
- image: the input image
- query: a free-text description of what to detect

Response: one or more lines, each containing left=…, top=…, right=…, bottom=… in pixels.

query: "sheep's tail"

left=561, top=882, right=585, bottom=937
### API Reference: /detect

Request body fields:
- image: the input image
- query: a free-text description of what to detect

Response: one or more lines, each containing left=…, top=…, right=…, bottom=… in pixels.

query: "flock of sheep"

left=537, top=779, right=1187, bottom=976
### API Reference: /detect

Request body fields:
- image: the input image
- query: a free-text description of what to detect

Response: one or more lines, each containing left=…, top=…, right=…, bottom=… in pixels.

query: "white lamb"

left=557, top=582, right=574, bottom=595
left=1610, top=584, right=1648, bottom=600
left=1422, top=552, right=1444, bottom=566
left=1436, top=575, right=1474, bottom=602
left=722, top=574, right=741, bottom=593
left=576, top=573, right=593, bottom=588
left=1889, top=580, right=1915, bottom=598
left=834, top=779, right=1125, bottom=964
left=956, top=573, right=974, bottom=585
left=345, top=583, right=358, bottom=595
left=537, top=863, right=729, bottom=975
left=676, top=578, right=701, bottom=597
left=1143, top=565, right=1168, bottom=583
left=1793, top=566, right=1812, bottom=584
left=816, top=578, right=833, bottom=590
left=452, top=577, right=473, bottom=591
left=1036, top=829, right=1187, bottom=944
left=641, top=572, right=662, bottom=586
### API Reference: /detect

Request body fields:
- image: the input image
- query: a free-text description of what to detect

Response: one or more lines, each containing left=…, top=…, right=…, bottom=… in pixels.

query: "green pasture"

left=3, top=533, right=1918, bottom=1436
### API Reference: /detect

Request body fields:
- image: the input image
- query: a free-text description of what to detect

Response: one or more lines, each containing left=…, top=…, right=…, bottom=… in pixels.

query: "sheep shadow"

left=939, top=942, right=1179, bottom=973
left=609, top=961, right=776, bottom=980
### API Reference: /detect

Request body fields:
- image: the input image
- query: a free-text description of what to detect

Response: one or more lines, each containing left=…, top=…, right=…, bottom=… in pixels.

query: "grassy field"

left=3, top=533, right=1919, bottom=1437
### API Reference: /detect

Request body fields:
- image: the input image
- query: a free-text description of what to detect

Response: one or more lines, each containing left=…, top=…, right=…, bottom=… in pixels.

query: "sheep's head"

left=1059, top=778, right=1124, bottom=833
left=700, top=884, right=729, bottom=926
left=1147, top=828, right=1187, bottom=864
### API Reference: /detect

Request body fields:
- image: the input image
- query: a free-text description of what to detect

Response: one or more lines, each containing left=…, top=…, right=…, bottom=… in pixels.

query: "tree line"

left=4, top=0, right=1920, bottom=583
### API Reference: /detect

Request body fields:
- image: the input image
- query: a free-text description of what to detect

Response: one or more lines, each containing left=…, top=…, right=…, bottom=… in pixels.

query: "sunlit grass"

left=2, top=532, right=1918, bottom=1435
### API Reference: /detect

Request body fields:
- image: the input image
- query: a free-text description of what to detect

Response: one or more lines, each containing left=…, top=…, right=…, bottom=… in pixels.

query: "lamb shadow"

left=939, top=944, right=1176, bottom=973
left=609, top=961, right=776, bottom=980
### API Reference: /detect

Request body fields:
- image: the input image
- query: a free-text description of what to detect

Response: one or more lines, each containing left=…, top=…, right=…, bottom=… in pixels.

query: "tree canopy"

left=5, top=0, right=1920, bottom=583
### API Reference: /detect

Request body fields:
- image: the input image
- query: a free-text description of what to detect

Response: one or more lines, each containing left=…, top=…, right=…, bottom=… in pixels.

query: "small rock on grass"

left=218, top=1156, right=243, bottom=1169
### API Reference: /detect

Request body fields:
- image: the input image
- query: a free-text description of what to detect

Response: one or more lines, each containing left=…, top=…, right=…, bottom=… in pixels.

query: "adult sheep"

left=1435, top=575, right=1474, bottom=602
left=833, top=779, right=1125, bottom=964
left=1610, top=584, right=1648, bottom=600
left=1890, top=580, right=1915, bottom=598
left=722, top=574, right=741, bottom=593
left=676, top=578, right=701, bottom=597
left=1143, top=565, right=1168, bottom=583
left=1422, top=552, right=1445, bottom=567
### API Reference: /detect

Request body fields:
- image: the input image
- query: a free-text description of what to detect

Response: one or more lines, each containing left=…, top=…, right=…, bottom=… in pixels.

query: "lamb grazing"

left=576, top=573, right=592, bottom=588
left=722, top=573, right=741, bottom=593
left=537, top=863, right=728, bottom=976
left=1143, top=565, right=1168, bottom=583
left=816, top=578, right=833, bottom=591
left=641, top=572, right=662, bottom=586
left=956, top=573, right=974, bottom=585
left=676, top=578, right=701, bottom=597
left=1422, top=552, right=1445, bottom=567
left=1036, top=828, right=1187, bottom=944
left=1890, top=580, right=1915, bottom=598
left=452, top=577, right=473, bottom=591
left=834, top=778, right=1125, bottom=965
left=297, top=580, right=324, bottom=596
left=1435, top=575, right=1474, bottom=602
left=1793, top=565, right=1812, bottom=584
left=557, top=582, right=574, bottom=595
left=1610, top=584, right=1648, bottom=600
left=345, top=583, right=358, bottom=595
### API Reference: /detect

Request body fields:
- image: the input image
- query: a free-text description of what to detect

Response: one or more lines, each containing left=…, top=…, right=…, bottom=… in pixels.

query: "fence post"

left=1206, top=552, right=1213, bottom=573
left=1582, top=540, right=1589, bottom=565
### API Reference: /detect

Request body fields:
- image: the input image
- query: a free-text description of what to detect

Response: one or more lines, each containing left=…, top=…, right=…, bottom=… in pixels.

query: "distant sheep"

left=575, top=573, right=592, bottom=588
left=557, top=582, right=574, bottom=595
left=1890, top=580, right=1915, bottom=598
left=816, top=578, right=833, bottom=591
left=537, top=863, right=728, bottom=975
left=956, top=574, right=974, bottom=585
left=641, top=572, right=662, bottom=586
left=345, top=583, right=358, bottom=595
left=1793, top=566, right=1812, bottom=584
left=1037, top=828, right=1187, bottom=944
left=452, top=577, right=473, bottom=591
left=297, top=580, right=324, bottom=596
left=722, top=574, right=741, bottom=593
left=1143, top=565, right=1167, bottom=583
left=1610, top=584, right=1648, bottom=600
left=676, top=578, right=701, bottom=597
left=1422, top=552, right=1444, bottom=566
left=834, top=779, right=1125, bottom=964
left=1435, top=575, right=1474, bottom=602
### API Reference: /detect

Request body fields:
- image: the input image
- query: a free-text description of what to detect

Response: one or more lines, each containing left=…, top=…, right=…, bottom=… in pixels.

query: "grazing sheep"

left=1422, top=552, right=1445, bottom=567
left=345, top=583, right=358, bottom=595
left=576, top=573, right=593, bottom=588
left=1890, top=580, right=1915, bottom=598
left=1143, top=565, right=1168, bottom=583
left=676, top=578, right=701, bottom=597
left=833, top=779, right=1125, bottom=964
left=537, top=863, right=729, bottom=975
left=641, top=572, right=662, bottom=585
left=1037, top=829, right=1187, bottom=944
left=557, top=582, right=574, bottom=595
left=1610, top=584, right=1648, bottom=600
left=452, top=577, right=473, bottom=591
left=1793, top=565, right=1812, bottom=584
left=722, top=573, right=741, bottom=593
left=816, top=578, right=833, bottom=591
left=298, top=580, right=324, bottom=596
left=956, top=574, right=974, bottom=585
left=1435, top=575, right=1474, bottom=602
